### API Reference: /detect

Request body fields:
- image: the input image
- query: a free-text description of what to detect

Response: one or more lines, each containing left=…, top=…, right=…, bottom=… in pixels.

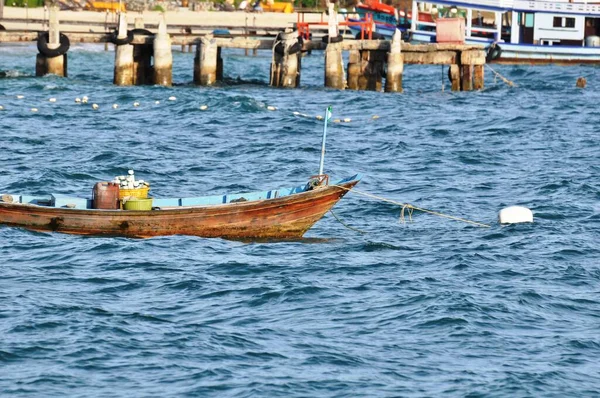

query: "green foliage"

left=296, top=0, right=318, bottom=8
left=151, top=4, right=165, bottom=12
left=7, top=0, right=43, bottom=7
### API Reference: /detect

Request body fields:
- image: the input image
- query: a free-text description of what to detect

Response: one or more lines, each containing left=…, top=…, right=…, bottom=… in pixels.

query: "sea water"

left=1, top=43, right=599, bottom=396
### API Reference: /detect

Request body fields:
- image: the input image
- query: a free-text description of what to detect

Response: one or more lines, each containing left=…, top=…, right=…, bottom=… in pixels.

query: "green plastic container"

left=123, top=198, right=153, bottom=211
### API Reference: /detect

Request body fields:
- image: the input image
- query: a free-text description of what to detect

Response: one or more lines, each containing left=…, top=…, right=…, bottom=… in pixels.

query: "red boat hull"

left=0, top=181, right=358, bottom=239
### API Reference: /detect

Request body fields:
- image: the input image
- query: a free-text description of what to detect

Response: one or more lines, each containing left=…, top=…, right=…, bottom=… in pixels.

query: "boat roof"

left=418, top=0, right=600, bottom=16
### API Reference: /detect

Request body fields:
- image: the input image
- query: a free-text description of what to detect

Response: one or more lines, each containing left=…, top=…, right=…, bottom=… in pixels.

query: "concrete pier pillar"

left=270, top=30, right=302, bottom=88
left=324, top=42, right=345, bottom=90
left=153, top=16, right=173, bottom=86
left=113, top=13, right=134, bottom=86
left=194, top=34, right=218, bottom=85
left=327, top=3, right=339, bottom=41
left=461, top=65, right=473, bottom=91
left=36, top=6, right=67, bottom=77
left=385, top=29, right=403, bottom=93
left=346, top=50, right=360, bottom=90
left=473, top=65, right=484, bottom=90
left=449, top=64, right=460, bottom=91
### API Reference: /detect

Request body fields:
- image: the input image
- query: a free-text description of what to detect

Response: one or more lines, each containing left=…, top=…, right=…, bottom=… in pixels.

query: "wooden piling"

left=113, top=13, right=134, bottom=86
left=385, top=29, right=403, bottom=93
left=194, top=34, right=218, bottom=86
left=133, top=43, right=152, bottom=85
left=461, top=65, right=473, bottom=91
left=357, top=51, right=385, bottom=91
left=36, top=6, right=67, bottom=77
left=131, top=17, right=152, bottom=85
left=347, top=50, right=360, bottom=90
left=153, top=17, right=173, bottom=86
left=270, top=30, right=302, bottom=88
left=473, top=65, right=484, bottom=90
left=449, top=64, right=460, bottom=91
left=217, top=47, right=223, bottom=81
left=461, top=50, right=485, bottom=91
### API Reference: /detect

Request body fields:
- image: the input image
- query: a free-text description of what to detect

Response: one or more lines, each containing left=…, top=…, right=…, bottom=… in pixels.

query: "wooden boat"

left=349, top=0, right=600, bottom=64
left=0, top=175, right=360, bottom=239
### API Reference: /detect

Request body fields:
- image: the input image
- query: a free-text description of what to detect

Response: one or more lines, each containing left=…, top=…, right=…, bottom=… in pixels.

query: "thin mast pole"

left=318, top=106, right=331, bottom=176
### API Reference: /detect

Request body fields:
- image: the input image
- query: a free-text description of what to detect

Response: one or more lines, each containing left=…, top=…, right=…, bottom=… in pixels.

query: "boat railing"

left=296, top=13, right=374, bottom=40
left=512, top=0, right=600, bottom=14
left=416, top=0, right=514, bottom=12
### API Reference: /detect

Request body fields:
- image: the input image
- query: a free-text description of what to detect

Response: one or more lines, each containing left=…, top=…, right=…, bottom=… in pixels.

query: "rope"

left=334, top=185, right=491, bottom=228
left=485, top=64, right=515, bottom=87
left=329, top=209, right=367, bottom=234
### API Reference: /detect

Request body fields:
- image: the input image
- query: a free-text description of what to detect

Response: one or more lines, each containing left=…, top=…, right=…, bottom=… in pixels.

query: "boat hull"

left=0, top=180, right=358, bottom=239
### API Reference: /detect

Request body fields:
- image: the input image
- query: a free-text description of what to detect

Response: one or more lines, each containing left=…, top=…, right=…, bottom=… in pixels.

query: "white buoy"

left=16, top=95, right=24, bottom=99
left=155, top=100, right=160, bottom=105
left=267, top=106, right=277, bottom=111
left=0, top=105, right=4, bottom=110
left=112, top=104, right=119, bottom=109
left=199, top=105, right=208, bottom=110
left=343, top=118, right=351, bottom=123
left=31, top=108, right=38, bottom=112
left=92, top=103, right=99, bottom=110
left=168, top=96, right=176, bottom=101
left=133, top=102, right=140, bottom=107
left=316, top=115, right=324, bottom=120
left=49, top=98, right=57, bottom=103
left=333, top=119, right=341, bottom=123
left=499, top=206, right=533, bottom=224
left=75, top=97, right=81, bottom=103
left=372, top=115, right=380, bottom=119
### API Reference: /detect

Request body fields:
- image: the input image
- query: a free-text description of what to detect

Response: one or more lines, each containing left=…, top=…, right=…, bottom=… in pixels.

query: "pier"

left=0, top=8, right=486, bottom=92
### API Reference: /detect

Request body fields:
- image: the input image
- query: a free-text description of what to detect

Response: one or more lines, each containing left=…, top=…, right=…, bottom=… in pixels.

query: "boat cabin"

left=409, top=0, right=600, bottom=46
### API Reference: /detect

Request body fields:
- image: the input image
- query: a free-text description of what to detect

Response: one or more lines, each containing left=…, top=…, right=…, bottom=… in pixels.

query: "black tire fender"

left=322, top=34, right=343, bottom=43
left=130, top=28, right=154, bottom=36
left=110, top=29, right=134, bottom=45
left=37, top=32, right=70, bottom=57
left=274, top=41, right=285, bottom=55
left=288, top=41, right=302, bottom=54
left=486, top=43, right=502, bottom=63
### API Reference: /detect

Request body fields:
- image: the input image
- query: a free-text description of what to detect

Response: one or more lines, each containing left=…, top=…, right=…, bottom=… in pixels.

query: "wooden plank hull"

left=0, top=181, right=358, bottom=239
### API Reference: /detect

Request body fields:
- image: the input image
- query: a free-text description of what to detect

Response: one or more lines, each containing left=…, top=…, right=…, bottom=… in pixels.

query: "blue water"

left=1, top=43, right=600, bottom=397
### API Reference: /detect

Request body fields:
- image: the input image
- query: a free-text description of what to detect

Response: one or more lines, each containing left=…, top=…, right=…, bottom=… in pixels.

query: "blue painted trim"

left=7, top=175, right=362, bottom=210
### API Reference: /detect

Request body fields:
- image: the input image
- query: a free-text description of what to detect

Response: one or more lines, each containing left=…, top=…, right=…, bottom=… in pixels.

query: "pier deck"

left=0, top=30, right=483, bottom=65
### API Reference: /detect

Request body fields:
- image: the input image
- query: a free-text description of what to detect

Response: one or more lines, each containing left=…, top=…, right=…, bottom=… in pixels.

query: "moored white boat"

left=349, top=0, right=600, bottom=64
